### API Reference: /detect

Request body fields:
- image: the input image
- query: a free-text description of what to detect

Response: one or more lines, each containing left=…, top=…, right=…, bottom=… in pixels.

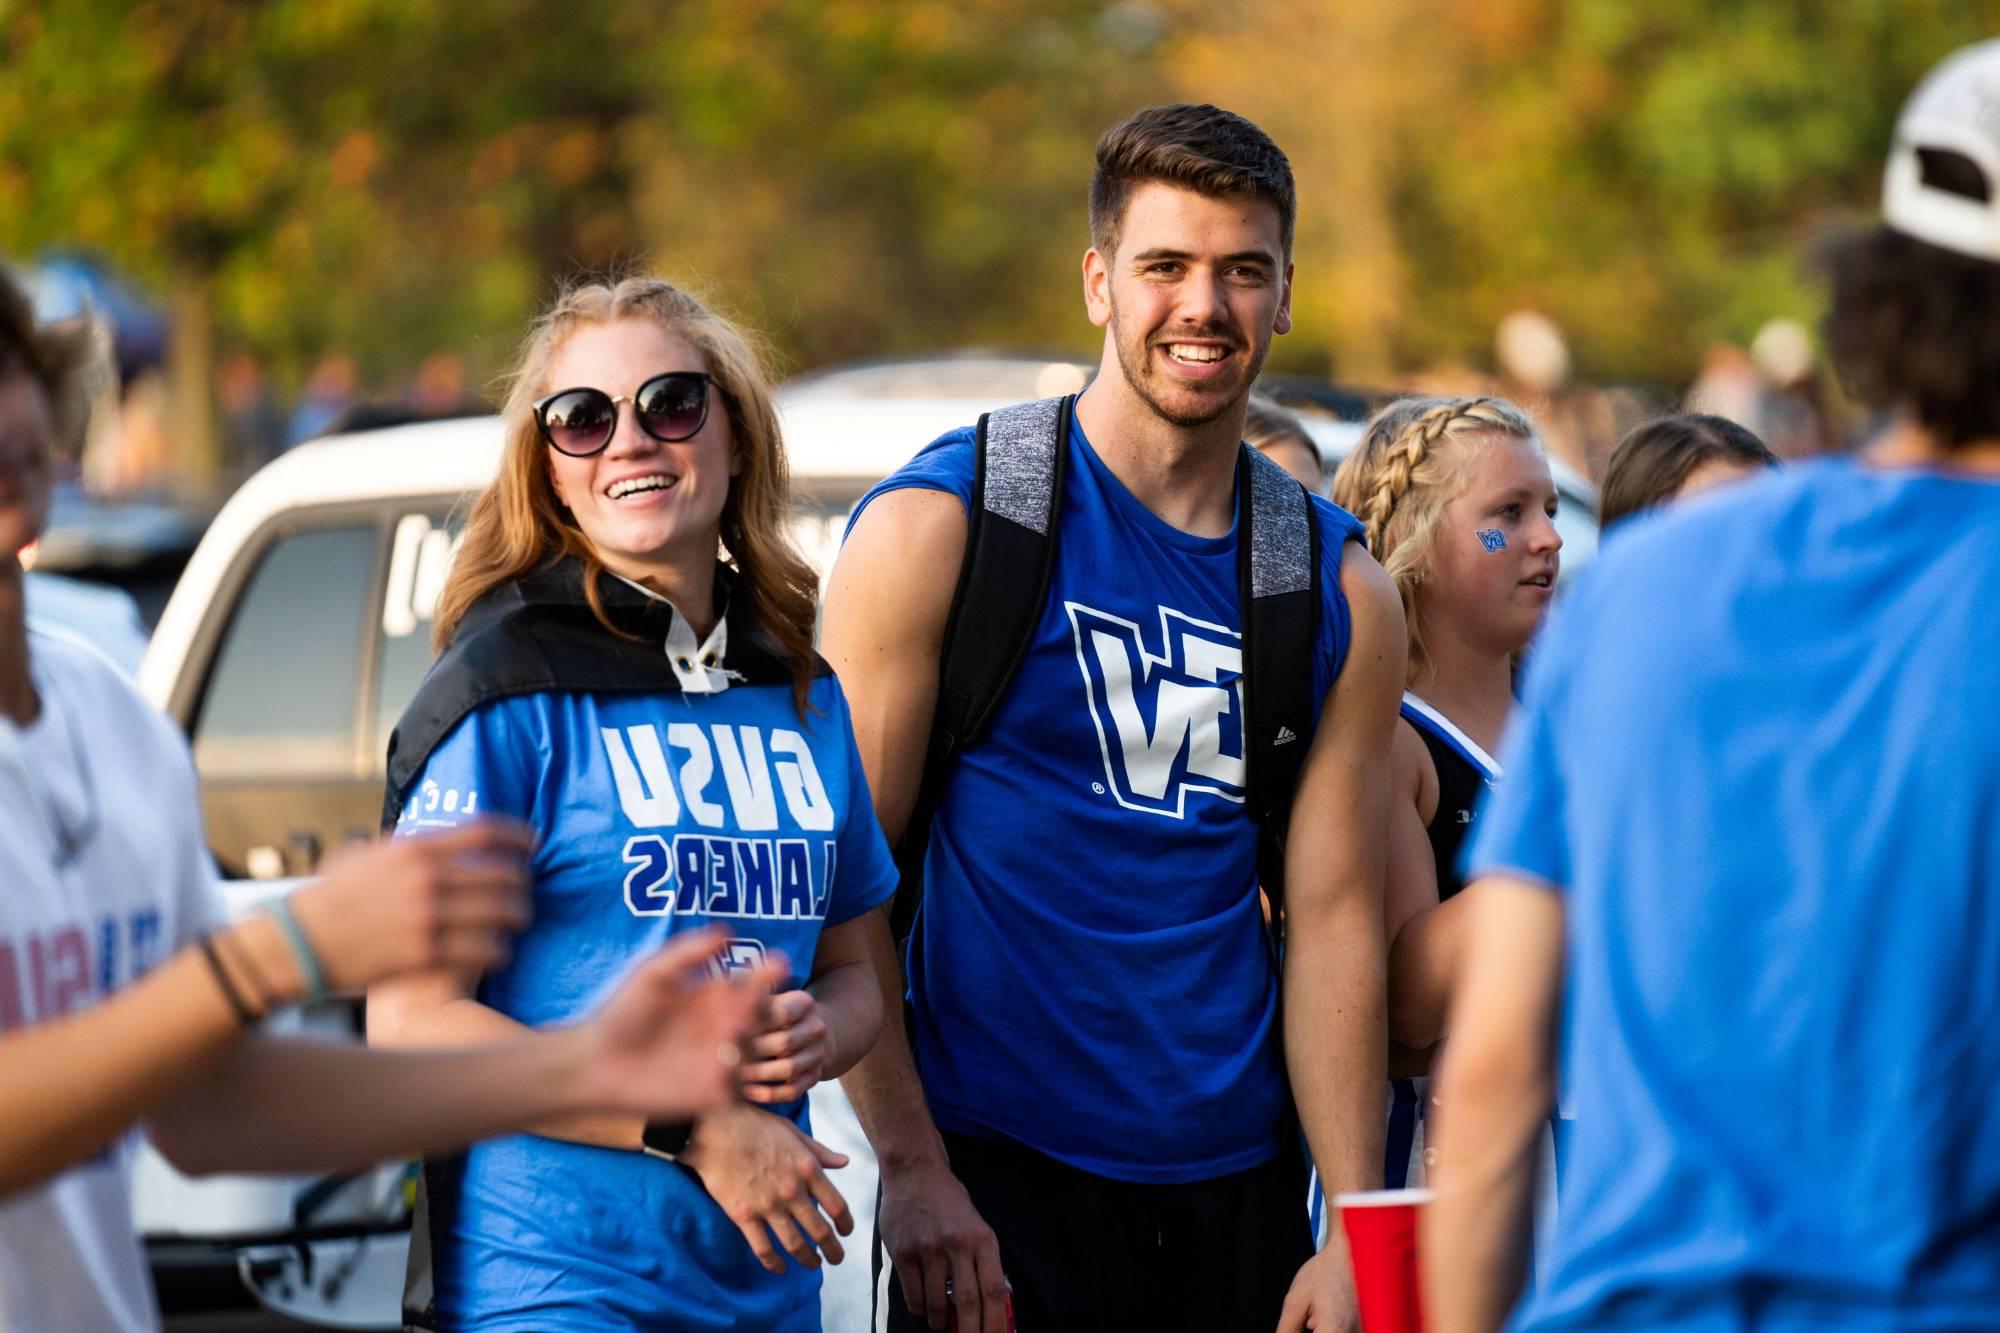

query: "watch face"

left=642, top=1119, right=695, bottom=1159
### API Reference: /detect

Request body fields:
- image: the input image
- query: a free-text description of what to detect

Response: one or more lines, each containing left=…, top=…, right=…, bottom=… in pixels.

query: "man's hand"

left=292, top=820, right=536, bottom=991
left=879, top=1159, right=1010, bottom=1333
left=1277, top=1243, right=1360, bottom=1333
left=679, top=1102, right=853, bottom=1273
left=574, top=930, right=782, bottom=1122
left=740, top=989, right=831, bottom=1104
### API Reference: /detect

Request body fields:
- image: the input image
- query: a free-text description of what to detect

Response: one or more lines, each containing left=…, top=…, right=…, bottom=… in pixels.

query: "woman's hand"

left=739, top=989, right=832, bottom=1104
left=575, top=931, right=784, bottom=1123
left=679, top=1101, right=854, bottom=1273
left=288, top=820, right=536, bottom=991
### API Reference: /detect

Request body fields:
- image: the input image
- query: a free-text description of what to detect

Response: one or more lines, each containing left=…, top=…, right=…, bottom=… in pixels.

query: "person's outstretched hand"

left=578, top=931, right=785, bottom=1122
left=290, top=820, right=536, bottom=990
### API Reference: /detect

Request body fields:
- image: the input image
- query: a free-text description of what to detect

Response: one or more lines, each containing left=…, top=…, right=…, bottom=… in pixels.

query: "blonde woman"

left=0, top=271, right=774, bottom=1333
left=1327, top=395, right=1560, bottom=1196
left=369, top=277, right=896, bottom=1332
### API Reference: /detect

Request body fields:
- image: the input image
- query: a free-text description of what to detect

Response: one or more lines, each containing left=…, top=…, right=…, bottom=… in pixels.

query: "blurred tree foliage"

left=1173, top=0, right=2000, bottom=384
left=1, top=0, right=1995, bottom=471
left=0, top=0, right=1172, bottom=469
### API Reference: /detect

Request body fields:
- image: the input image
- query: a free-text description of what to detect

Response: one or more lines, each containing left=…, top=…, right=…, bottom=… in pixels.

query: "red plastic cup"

left=1336, top=1187, right=1433, bottom=1333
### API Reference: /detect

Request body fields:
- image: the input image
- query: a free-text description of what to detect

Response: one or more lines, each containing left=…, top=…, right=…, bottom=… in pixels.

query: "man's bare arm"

left=1423, top=877, right=1564, bottom=1333
left=1278, top=548, right=1406, bottom=1333
left=819, top=486, right=964, bottom=1165
left=822, top=486, right=1010, bottom=1333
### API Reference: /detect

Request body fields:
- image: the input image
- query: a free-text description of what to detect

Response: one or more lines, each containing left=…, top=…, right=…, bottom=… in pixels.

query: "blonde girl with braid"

left=1326, top=395, right=1559, bottom=1192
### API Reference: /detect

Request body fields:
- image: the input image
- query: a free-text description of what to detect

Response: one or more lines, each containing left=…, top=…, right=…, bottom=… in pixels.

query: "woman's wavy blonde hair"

left=433, top=276, right=819, bottom=711
left=1330, top=395, right=1539, bottom=681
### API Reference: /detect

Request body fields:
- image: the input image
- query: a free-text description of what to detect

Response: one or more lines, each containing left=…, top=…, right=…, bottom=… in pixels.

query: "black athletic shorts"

left=878, top=1127, right=1312, bottom=1332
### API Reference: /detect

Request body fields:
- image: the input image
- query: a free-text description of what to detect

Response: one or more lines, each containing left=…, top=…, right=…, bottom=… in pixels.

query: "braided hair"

left=1330, top=395, right=1540, bottom=681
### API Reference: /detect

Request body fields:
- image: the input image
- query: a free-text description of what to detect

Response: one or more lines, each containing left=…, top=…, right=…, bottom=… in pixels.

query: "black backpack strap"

left=888, top=395, right=1073, bottom=948
left=1237, top=443, right=1321, bottom=917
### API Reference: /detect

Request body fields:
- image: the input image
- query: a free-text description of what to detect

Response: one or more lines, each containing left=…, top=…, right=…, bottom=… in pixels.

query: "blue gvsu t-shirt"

left=396, top=673, right=897, bottom=1333
left=852, top=408, right=1365, bottom=1183
left=1468, top=459, right=2000, bottom=1332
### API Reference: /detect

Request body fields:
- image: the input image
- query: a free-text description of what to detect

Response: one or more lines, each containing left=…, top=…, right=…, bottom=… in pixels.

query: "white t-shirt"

left=0, top=630, right=223, bottom=1333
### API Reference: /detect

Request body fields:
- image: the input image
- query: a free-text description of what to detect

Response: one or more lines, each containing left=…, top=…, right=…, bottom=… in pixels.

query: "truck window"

left=372, top=511, right=460, bottom=763
left=192, top=525, right=376, bottom=780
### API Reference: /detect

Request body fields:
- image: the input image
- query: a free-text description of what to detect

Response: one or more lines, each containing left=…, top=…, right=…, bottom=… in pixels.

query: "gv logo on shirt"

left=1064, top=601, right=1246, bottom=819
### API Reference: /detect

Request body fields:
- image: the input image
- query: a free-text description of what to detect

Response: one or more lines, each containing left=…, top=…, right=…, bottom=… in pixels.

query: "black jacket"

left=382, top=557, right=824, bottom=830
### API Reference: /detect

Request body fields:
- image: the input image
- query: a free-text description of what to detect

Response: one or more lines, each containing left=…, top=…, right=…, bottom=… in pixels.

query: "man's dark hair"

left=1600, top=413, right=1780, bottom=530
left=0, top=269, right=94, bottom=454
left=1819, top=224, right=2000, bottom=451
left=1089, top=104, right=1295, bottom=260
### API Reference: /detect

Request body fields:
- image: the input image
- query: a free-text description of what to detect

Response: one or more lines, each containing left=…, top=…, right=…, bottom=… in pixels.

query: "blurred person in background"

left=1686, top=324, right=1842, bottom=461
left=409, top=350, right=483, bottom=419
left=1425, top=38, right=2000, bottom=1333
left=285, top=350, right=358, bottom=445
left=1321, top=397, right=1557, bottom=1207
left=1598, top=414, right=1781, bottom=531
left=217, top=349, right=284, bottom=474
left=828, top=103, right=1402, bottom=1333
left=1683, top=342, right=1763, bottom=428
left=1747, top=319, right=1842, bottom=456
left=1245, top=393, right=1325, bottom=489
left=1493, top=311, right=1619, bottom=481
left=0, top=268, right=774, bottom=1333
left=369, top=276, right=895, bottom=1333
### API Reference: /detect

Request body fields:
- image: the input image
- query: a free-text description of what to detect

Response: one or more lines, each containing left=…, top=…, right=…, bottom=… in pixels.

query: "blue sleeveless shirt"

left=851, top=407, right=1366, bottom=1183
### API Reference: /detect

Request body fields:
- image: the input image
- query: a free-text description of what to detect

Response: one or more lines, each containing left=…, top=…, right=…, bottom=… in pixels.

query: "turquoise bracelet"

left=263, top=898, right=329, bottom=1004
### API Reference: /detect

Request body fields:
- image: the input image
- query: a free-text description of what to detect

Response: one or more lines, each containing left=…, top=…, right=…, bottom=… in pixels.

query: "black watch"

left=641, top=1119, right=696, bottom=1163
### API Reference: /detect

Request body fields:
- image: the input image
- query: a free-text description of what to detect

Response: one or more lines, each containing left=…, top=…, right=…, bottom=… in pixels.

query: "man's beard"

left=1108, top=307, right=1270, bottom=430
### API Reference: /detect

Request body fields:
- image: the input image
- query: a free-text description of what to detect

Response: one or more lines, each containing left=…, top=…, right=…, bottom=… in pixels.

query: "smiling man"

left=824, top=105, right=1402, bottom=1333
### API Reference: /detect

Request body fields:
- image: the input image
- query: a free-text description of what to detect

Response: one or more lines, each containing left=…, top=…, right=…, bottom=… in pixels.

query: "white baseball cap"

left=1883, top=39, right=2000, bottom=262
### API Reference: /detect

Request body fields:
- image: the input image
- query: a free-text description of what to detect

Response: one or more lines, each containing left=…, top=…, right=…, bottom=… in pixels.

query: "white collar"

left=608, top=573, right=740, bottom=695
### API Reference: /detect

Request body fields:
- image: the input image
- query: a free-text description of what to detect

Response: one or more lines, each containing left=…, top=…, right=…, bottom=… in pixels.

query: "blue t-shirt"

left=851, top=407, right=1366, bottom=1183
left=396, top=672, right=898, bottom=1333
left=1468, top=460, right=2000, bottom=1331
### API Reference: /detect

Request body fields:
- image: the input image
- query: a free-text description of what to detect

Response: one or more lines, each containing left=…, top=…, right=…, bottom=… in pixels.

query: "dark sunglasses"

left=533, top=371, right=714, bottom=457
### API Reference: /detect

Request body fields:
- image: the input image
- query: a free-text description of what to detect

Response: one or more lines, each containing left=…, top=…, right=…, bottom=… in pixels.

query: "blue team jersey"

left=396, top=672, right=897, bottom=1333
left=1469, top=459, right=2000, bottom=1331
left=851, top=405, right=1366, bottom=1183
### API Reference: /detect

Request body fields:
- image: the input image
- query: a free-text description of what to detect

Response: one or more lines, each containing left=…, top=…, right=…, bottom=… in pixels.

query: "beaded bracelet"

left=262, top=899, right=329, bottom=1005
left=196, top=932, right=261, bottom=1026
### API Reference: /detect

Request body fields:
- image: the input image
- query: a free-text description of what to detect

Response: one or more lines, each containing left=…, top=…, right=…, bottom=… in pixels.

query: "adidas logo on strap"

left=1273, top=725, right=1298, bottom=746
